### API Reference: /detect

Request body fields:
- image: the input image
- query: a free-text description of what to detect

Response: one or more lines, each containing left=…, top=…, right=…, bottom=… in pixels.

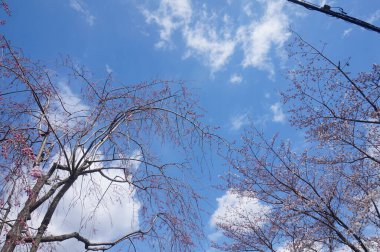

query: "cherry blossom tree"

left=213, top=35, right=380, bottom=252
left=0, top=33, right=216, bottom=251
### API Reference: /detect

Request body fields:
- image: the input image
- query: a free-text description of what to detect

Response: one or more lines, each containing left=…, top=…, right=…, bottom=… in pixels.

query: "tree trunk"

left=29, top=176, right=76, bottom=252
left=1, top=175, right=49, bottom=252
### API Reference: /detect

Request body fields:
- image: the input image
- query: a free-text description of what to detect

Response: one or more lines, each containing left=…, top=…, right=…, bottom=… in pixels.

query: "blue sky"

left=2, top=0, right=380, bottom=251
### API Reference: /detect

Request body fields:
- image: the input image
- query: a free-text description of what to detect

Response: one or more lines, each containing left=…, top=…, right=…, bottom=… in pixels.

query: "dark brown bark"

left=29, top=175, right=77, bottom=252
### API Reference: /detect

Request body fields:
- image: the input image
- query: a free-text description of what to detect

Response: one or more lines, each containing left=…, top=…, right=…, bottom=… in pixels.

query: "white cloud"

left=142, top=0, right=291, bottom=75
left=69, top=0, right=95, bottom=26
left=210, top=190, right=270, bottom=228
left=36, top=151, right=141, bottom=251
left=230, top=112, right=249, bottom=131
left=46, top=169, right=140, bottom=251
left=207, top=230, right=223, bottom=242
left=342, top=28, right=352, bottom=37
left=183, top=19, right=235, bottom=72
left=56, top=82, right=89, bottom=115
left=47, top=81, right=90, bottom=132
left=105, top=64, right=113, bottom=74
left=237, top=0, right=290, bottom=76
left=270, top=102, right=285, bottom=122
left=143, top=0, right=235, bottom=71
left=242, top=2, right=253, bottom=17
left=142, top=0, right=192, bottom=48
left=229, top=73, right=242, bottom=84
left=209, top=190, right=270, bottom=241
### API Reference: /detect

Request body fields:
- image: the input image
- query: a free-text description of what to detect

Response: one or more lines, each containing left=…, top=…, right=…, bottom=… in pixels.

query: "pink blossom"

left=29, top=166, right=43, bottom=179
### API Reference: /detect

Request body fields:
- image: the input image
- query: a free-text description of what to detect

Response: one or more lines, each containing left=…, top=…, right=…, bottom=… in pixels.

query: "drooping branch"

left=24, top=214, right=164, bottom=251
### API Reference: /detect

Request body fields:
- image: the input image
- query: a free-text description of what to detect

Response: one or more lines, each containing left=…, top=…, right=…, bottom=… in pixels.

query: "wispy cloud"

left=270, top=102, right=285, bottom=122
left=242, top=2, right=254, bottom=17
left=69, top=0, right=95, bottom=26
left=229, top=73, right=242, bottom=84
left=230, top=112, right=249, bottom=131
left=237, top=0, right=290, bottom=77
left=342, top=28, right=352, bottom=37
left=105, top=64, right=113, bottom=74
left=182, top=17, right=235, bottom=72
left=142, top=0, right=192, bottom=48
left=141, top=0, right=291, bottom=75
left=47, top=81, right=90, bottom=132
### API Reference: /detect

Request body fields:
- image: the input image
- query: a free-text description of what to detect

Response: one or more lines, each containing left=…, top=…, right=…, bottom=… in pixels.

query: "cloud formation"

left=47, top=169, right=140, bottom=251
left=237, top=0, right=290, bottom=76
left=209, top=190, right=270, bottom=241
left=142, top=0, right=192, bottom=48
left=229, top=73, right=242, bottom=84
left=230, top=112, right=249, bottom=131
left=47, top=81, right=90, bottom=132
left=342, top=28, right=352, bottom=37
left=105, top=64, right=113, bottom=74
left=142, top=0, right=291, bottom=74
left=270, top=102, right=285, bottom=122
left=182, top=18, right=235, bottom=72
left=69, top=0, right=95, bottom=26
left=35, top=151, right=142, bottom=251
